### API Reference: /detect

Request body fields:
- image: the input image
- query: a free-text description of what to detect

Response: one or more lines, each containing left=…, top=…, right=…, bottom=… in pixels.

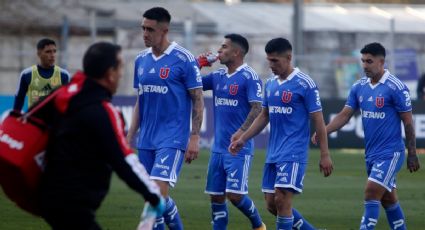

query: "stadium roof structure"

left=1, top=1, right=425, bottom=36
left=192, top=2, right=425, bottom=36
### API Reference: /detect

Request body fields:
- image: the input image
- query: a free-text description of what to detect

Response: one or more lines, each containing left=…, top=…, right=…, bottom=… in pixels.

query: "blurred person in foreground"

left=14, top=38, right=70, bottom=111
left=127, top=7, right=204, bottom=230
left=198, top=33, right=265, bottom=230
left=313, top=42, right=420, bottom=230
left=229, top=37, right=333, bottom=230
left=39, top=42, right=164, bottom=230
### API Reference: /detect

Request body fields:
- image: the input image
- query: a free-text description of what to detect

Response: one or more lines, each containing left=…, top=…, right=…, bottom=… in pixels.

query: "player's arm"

left=310, top=111, right=333, bottom=177
left=13, top=72, right=30, bottom=111
left=311, top=106, right=355, bottom=145
left=231, top=102, right=262, bottom=142
left=60, top=69, right=71, bottom=84
left=229, top=107, right=269, bottom=155
left=126, top=96, right=140, bottom=145
left=326, top=106, right=355, bottom=134
left=185, top=88, right=204, bottom=163
left=400, top=111, right=420, bottom=172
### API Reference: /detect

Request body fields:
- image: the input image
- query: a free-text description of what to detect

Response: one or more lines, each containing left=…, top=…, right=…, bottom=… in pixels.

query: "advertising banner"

left=2, top=95, right=423, bottom=149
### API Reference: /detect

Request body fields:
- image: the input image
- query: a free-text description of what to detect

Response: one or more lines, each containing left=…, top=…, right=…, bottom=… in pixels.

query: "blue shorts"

left=138, top=148, right=184, bottom=187
left=366, top=151, right=404, bottom=192
left=262, top=162, right=306, bottom=194
left=205, top=152, right=253, bottom=195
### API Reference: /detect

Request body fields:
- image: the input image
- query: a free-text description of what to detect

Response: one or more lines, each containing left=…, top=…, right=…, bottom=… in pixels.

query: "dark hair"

left=143, top=7, right=171, bottom=23
left=265, top=37, right=292, bottom=54
left=83, top=42, right=121, bottom=79
left=360, top=42, right=386, bottom=58
left=225, top=33, right=249, bottom=55
left=37, top=38, right=56, bottom=50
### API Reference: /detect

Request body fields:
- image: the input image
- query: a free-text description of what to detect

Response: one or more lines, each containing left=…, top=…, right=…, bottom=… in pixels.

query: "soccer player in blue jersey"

left=229, top=37, right=333, bottom=230
left=127, top=7, right=204, bottom=230
left=199, top=34, right=265, bottom=230
left=315, top=42, right=420, bottom=230
left=14, top=38, right=70, bottom=111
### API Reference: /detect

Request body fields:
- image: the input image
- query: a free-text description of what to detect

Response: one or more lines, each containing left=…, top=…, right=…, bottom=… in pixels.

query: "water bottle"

left=206, top=53, right=219, bottom=64
left=197, top=53, right=218, bottom=68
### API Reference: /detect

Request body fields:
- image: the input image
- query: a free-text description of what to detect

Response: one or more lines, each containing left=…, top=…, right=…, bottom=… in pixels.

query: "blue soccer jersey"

left=346, top=70, right=411, bottom=161
left=203, top=64, right=263, bottom=155
left=262, top=68, right=322, bottom=164
left=133, top=42, right=203, bottom=150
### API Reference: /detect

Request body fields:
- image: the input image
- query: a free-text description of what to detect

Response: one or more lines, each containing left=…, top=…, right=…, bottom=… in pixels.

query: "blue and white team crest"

left=229, top=84, right=239, bottom=95
left=281, top=91, right=292, bottom=103
left=159, top=67, right=170, bottom=79
left=375, top=97, right=384, bottom=108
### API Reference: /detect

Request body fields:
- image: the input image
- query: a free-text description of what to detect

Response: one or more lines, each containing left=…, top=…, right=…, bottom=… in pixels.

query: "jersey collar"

left=226, top=63, right=247, bottom=78
left=274, top=67, right=299, bottom=85
left=366, top=69, right=389, bottom=87
left=379, top=70, right=390, bottom=84
left=147, top=41, right=177, bottom=60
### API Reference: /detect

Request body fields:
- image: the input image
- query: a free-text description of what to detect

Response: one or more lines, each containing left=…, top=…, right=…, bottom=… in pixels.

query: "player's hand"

left=228, top=139, right=245, bottom=156
left=230, top=129, right=244, bottom=143
left=407, top=154, right=420, bottom=172
left=196, top=52, right=215, bottom=69
left=319, top=154, right=333, bottom=177
left=185, top=134, right=200, bottom=164
left=311, top=132, right=318, bottom=145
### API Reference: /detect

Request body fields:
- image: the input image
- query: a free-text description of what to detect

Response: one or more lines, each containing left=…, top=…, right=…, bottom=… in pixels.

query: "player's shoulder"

left=266, top=74, right=277, bottom=85
left=213, top=68, right=227, bottom=75
left=385, top=73, right=407, bottom=91
left=172, top=43, right=196, bottom=63
left=17, top=66, right=32, bottom=85
left=354, top=76, right=368, bottom=87
left=20, top=66, right=32, bottom=77
left=293, top=70, right=316, bottom=89
left=265, top=75, right=277, bottom=84
left=58, top=66, right=71, bottom=77
left=135, top=48, right=151, bottom=61
left=240, top=65, right=260, bottom=80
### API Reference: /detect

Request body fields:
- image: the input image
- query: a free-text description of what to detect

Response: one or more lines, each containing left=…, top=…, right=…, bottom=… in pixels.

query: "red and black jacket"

left=38, top=72, right=159, bottom=210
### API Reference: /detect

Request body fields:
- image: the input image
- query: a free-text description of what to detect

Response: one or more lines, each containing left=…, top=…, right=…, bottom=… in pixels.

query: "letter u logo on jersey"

left=375, top=97, right=384, bottom=108
left=282, top=91, right=292, bottom=103
left=159, top=68, right=170, bottom=79
left=229, top=84, right=238, bottom=95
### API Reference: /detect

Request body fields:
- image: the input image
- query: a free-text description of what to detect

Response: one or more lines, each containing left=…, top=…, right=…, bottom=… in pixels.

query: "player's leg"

left=379, top=152, right=405, bottom=230
left=262, top=162, right=293, bottom=230
left=360, top=153, right=403, bottom=230
left=274, top=162, right=309, bottom=230
left=360, top=181, right=385, bottom=230
left=274, top=188, right=294, bottom=230
left=382, top=189, right=406, bottom=230
left=224, top=154, right=264, bottom=230
left=292, top=208, right=315, bottom=230
left=210, top=195, right=228, bottom=230
left=262, top=163, right=277, bottom=215
left=138, top=149, right=166, bottom=229
left=150, top=148, right=185, bottom=230
left=205, top=152, right=228, bottom=230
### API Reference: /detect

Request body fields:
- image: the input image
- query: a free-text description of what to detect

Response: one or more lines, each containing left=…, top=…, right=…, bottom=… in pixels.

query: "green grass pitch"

left=1, top=149, right=424, bottom=229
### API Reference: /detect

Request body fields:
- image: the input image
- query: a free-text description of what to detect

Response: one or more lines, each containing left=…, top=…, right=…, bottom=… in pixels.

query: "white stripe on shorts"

left=383, top=151, right=400, bottom=186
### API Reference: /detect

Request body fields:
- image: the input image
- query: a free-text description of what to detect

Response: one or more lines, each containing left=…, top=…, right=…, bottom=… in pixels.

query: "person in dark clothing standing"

left=39, top=42, right=164, bottom=230
left=416, top=73, right=425, bottom=100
